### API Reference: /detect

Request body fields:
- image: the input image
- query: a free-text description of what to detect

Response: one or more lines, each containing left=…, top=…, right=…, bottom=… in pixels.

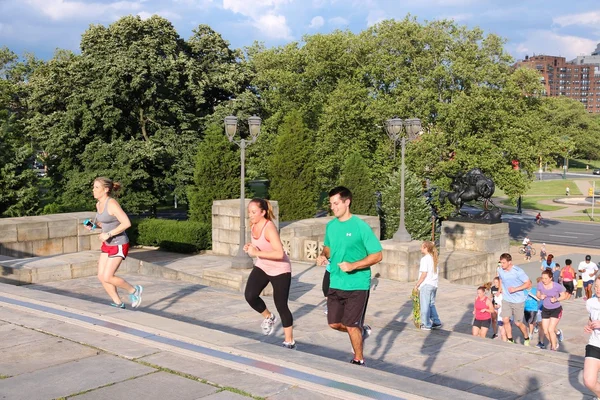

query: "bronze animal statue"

left=440, top=168, right=499, bottom=219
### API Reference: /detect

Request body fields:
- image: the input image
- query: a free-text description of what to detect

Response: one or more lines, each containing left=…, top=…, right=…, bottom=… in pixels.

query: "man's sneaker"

left=362, top=324, right=372, bottom=341
left=557, top=329, right=564, bottom=342
left=432, top=323, right=443, bottom=330
left=420, top=325, right=431, bottom=331
left=323, top=305, right=328, bottom=315
left=282, top=341, right=296, bottom=350
left=536, top=342, right=546, bottom=349
left=261, top=314, right=277, bottom=335
left=534, top=326, right=539, bottom=334
left=524, top=339, right=530, bottom=346
left=130, top=285, right=143, bottom=308
left=350, top=359, right=366, bottom=366
left=110, top=302, right=125, bottom=309
left=507, top=338, right=515, bottom=343
left=491, top=333, right=498, bottom=339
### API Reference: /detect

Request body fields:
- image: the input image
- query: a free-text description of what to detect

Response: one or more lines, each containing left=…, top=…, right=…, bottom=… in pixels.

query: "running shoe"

left=557, top=329, right=564, bottom=342
left=110, top=302, right=125, bottom=309
left=350, top=359, right=366, bottom=366
left=536, top=342, right=546, bottom=349
left=282, top=341, right=296, bottom=350
left=491, top=334, right=498, bottom=339
left=261, top=314, right=277, bottom=335
left=420, top=325, right=431, bottom=331
left=432, top=323, right=443, bottom=330
left=534, top=326, right=539, bottom=334
left=323, top=305, right=328, bottom=315
left=362, top=324, right=372, bottom=341
left=130, top=285, right=143, bottom=308
left=524, top=339, right=530, bottom=347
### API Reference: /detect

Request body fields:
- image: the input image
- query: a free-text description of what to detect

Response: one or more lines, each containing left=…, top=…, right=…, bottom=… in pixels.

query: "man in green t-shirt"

left=316, top=186, right=383, bottom=367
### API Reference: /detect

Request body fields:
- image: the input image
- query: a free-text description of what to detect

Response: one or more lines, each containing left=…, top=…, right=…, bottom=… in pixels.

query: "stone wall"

left=211, top=199, right=280, bottom=256
left=0, top=212, right=101, bottom=258
left=279, top=216, right=380, bottom=263
left=210, top=199, right=380, bottom=262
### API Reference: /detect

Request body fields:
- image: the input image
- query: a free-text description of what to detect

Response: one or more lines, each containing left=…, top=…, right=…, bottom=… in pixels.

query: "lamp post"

left=224, top=115, right=262, bottom=269
left=385, top=117, right=422, bottom=242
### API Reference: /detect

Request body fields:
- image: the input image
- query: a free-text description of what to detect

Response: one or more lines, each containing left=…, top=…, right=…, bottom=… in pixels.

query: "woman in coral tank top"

left=472, top=286, right=494, bottom=338
left=243, top=198, right=295, bottom=349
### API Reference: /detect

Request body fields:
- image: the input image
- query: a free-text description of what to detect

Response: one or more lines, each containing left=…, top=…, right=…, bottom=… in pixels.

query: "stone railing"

left=210, top=199, right=379, bottom=263
left=279, top=216, right=380, bottom=262
left=0, top=212, right=100, bottom=258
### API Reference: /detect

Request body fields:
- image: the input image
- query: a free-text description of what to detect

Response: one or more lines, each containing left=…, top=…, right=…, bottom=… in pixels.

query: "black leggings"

left=563, top=281, right=574, bottom=294
left=244, top=267, right=293, bottom=328
left=322, top=270, right=330, bottom=298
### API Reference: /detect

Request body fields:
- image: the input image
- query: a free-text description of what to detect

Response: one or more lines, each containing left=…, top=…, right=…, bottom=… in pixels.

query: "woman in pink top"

left=472, top=286, right=494, bottom=338
left=243, top=198, right=295, bottom=349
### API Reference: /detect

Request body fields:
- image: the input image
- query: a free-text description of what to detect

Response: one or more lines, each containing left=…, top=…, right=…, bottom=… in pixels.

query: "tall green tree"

left=27, top=16, right=248, bottom=214
left=339, top=152, right=376, bottom=216
left=187, top=123, right=240, bottom=223
left=0, top=47, right=39, bottom=216
left=268, top=111, right=319, bottom=221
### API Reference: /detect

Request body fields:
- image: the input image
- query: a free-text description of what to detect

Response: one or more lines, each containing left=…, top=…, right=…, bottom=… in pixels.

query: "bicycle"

left=518, top=246, right=537, bottom=256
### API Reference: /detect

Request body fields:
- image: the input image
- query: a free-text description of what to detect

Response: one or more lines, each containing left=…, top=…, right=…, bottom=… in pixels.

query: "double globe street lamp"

left=384, top=117, right=422, bottom=242
left=224, top=115, right=262, bottom=268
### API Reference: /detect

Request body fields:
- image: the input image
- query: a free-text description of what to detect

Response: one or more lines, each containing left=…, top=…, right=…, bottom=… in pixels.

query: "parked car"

left=593, top=169, right=600, bottom=175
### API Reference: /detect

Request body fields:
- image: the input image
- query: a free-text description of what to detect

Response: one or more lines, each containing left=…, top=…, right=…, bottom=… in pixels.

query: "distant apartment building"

left=513, top=43, right=600, bottom=114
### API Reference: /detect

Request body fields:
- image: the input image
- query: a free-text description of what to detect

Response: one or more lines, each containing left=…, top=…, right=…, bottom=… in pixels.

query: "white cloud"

left=252, top=14, right=292, bottom=39
left=222, top=0, right=292, bottom=39
left=222, top=0, right=290, bottom=17
left=312, top=0, right=327, bottom=7
left=328, top=16, right=348, bottom=26
left=514, top=30, right=597, bottom=60
left=309, top=15, right=324, bottom=29
left=366, top=9, right=385, bottom=27
left=24, top=0, right=143, bottom=20
left=554, top=11, right=600, bottom=27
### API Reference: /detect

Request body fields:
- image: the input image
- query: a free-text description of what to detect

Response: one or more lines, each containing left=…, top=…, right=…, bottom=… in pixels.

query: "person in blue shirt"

left=498, top=253, right=532, bottom=345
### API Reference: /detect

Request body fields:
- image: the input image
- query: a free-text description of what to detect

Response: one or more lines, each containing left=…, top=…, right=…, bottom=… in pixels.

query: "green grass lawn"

left=500, top=196, right=566, bottom=211
left=494, top=179, right=582, bottom=198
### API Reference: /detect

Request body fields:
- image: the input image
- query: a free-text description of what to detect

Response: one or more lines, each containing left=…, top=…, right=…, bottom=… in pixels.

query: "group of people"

left=88, top=177, right=600, bottom=396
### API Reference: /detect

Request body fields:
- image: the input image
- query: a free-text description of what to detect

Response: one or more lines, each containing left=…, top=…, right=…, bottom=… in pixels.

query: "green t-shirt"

left=324, top=215, right=383, bottom=291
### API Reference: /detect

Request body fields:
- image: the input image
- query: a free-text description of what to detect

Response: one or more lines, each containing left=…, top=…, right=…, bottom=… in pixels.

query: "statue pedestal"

left=375, top=240, right=423, bottom=282
left=439, top=220, right=509, bottom=285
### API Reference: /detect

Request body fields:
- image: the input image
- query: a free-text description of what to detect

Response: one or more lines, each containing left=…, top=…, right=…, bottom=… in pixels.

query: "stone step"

left=0, top=282, right=488, bottom=400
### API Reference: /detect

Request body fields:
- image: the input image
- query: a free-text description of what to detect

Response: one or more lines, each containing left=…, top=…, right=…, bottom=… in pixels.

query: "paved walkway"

left=1, top=249, right=598, bottom=399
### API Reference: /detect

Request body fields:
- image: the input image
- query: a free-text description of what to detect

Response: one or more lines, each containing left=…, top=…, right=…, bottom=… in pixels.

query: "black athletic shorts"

left=327, top=288, right=369, bottom=328
left=524, top=310, right=538, bottom=325
left=473, top=318, right=490, bottom=329
left=586, top=344, right=600, bottom=359
left=541, top=306, right=563, bottom=319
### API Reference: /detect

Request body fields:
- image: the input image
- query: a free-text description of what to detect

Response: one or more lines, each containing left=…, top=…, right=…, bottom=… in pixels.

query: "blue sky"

left=1, top=0, right=599, bottom=61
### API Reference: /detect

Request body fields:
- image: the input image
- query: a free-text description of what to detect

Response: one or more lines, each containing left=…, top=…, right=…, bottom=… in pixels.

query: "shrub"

left=340, top=152, right=377, bottom=216
left=187, top=123, right=240, bottom=223
left=135, top=219, right=210, bottom=253
left=268, top=110, right=319, bottom=221
left=380, top=169, right=432, bottom=241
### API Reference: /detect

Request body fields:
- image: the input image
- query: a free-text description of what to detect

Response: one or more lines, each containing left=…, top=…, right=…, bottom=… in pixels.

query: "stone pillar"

left=375, top=240, right=423, bottom=282
left=439, top=221, right=510, bottom=285
left=211, top=199, right=280, bottom=256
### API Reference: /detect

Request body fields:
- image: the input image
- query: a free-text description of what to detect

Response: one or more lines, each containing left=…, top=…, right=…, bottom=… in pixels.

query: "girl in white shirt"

left=414, top=241, right=442, bottom=331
